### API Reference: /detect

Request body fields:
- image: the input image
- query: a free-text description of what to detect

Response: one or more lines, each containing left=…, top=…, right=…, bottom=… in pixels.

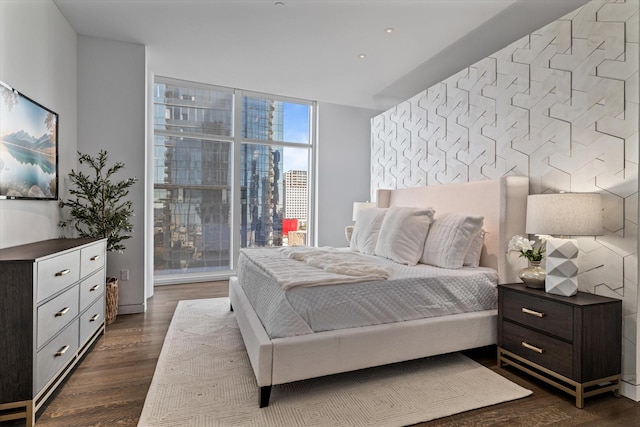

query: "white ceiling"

left=53, top=0, right=590, bottom=111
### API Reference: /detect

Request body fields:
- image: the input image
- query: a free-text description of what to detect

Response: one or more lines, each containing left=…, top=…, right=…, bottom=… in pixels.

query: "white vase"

left=518, top=260, right=546, bottom=289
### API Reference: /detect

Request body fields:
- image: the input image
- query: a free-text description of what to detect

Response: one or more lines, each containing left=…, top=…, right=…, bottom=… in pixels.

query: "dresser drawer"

left=37, top=250, right=81, bottom=303
left=37, top=285, right=80, bottom=349
left=80, top=272, right=105, bottom=311
left=36, top=321, right=79, bottom=392
left=80, top=295, right=105, bottom=345
left=502, top=321, right=574, bottom=379
left=80, top=241, right=106, bottom=278
left=502, top=289, right=573, bottom=341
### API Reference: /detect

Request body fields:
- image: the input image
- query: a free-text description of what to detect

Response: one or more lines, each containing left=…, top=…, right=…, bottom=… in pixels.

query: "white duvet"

left=238, top=247, right=499, bottom=339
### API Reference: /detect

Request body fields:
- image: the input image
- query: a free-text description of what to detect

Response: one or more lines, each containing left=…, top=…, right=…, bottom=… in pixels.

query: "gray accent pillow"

left=421, top=213, right=484, bottom=269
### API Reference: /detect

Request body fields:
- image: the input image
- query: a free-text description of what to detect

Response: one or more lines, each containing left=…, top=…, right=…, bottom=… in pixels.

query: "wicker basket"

left=106, top=277, right=119, bottom=325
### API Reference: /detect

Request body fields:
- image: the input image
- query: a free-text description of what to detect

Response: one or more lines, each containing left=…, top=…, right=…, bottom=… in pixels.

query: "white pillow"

left=420, top=213, right=484, bottom=269
left=374, top=206, right=435, bottom=266
left=349, top=208, right=387, bottom=255
left=463, top=229, right=485, bottom=268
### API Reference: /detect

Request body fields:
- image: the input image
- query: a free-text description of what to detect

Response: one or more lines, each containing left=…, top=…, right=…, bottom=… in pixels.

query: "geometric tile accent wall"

left=371, top=0, right=639, bottom=389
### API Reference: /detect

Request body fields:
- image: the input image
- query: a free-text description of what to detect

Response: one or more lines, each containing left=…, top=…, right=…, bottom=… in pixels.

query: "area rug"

left=138, top=298, right=531, bottom=426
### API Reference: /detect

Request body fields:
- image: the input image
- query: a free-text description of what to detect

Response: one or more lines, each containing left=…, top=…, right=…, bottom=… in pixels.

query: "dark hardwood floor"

left=23, top=281, right=639, bottom=426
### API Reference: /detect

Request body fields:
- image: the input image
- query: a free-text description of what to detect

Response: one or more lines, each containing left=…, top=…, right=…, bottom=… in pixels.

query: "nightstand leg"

left=497, top=347, right=505, bottom=367
left=576, top=385, right=584, bottom=409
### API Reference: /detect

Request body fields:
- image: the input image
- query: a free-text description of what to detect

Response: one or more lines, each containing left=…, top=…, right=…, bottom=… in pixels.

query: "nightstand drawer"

left=502, top=321, right=573, bottom=379
left=502, top=289, right=573, bottom=341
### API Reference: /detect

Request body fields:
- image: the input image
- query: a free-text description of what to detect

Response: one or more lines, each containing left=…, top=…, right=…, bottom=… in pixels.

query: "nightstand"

left=497, top=283, right=621, bottom=408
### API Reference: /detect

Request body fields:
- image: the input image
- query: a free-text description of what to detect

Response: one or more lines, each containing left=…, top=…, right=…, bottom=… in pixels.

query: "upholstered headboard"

left=376, top=176, right=529, bottom=284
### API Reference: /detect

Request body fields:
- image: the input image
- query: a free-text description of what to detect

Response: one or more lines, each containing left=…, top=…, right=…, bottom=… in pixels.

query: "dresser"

left=497, top=283, right=621, bottom=408
left=0, top=238, right=107, bottom=426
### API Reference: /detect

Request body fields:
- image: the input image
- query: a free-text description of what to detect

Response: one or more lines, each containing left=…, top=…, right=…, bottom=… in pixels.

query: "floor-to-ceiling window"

left=239, top=94, right=312, bottom=249
left=153, top=77, right=315, bottom=283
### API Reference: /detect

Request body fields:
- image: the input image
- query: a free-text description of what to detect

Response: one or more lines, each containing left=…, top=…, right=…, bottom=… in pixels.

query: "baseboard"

left=621, top=380, right=640, bottom=401
left=117, top=303, right=146, bottom=315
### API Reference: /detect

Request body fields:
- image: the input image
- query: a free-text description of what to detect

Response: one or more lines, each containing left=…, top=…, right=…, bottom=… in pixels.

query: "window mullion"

left=232, top=89, right=242, bottom=269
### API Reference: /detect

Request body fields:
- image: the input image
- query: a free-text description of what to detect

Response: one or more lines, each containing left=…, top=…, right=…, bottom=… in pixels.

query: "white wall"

left=77, top=36, right=147, bottom=314
left=371, top=0, right=639, bottom=399
left=0, top=0, right=77, bottom=249
left=0, top=3, right=380, bottom=301
left=316, top=102, right=380, bottom=247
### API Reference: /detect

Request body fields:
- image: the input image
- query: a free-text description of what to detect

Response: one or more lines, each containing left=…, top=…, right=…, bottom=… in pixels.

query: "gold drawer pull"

left=55, top=269, right=71, bottom=277
left=522, top=341, right=544, bottom=354
left=55, top=345, right=70, bottom=357
left=90, top=284, right=100, bottom=292
left=522, top=307, right=544, bottom=318
left=55, top=307, right=70, bottom=317
left=90, top=255, right=101, bottom=261
left=90, top=314, right=100, bottom=322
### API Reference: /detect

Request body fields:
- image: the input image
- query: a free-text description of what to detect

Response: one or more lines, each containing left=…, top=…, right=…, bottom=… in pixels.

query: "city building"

left=240, top=97, right=284, bottom=248
left=283, top=169, right=307, bottom=221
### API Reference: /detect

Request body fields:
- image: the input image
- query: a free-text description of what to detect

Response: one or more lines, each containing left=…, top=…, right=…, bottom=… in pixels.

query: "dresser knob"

left=55, top=269, right=71, bottom=277
left=90, top=314, right=100, bottom=322
left=90, top=255, right=101, bottom=261
left=522, top=307, right=544, bottom=318
left=90, top=284, right=100, bottom=292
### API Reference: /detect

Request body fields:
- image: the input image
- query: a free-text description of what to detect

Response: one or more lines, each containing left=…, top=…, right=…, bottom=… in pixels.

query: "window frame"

left=153, top=77, right=316, bottom=285
left=233, top=89, right=316, bottom=268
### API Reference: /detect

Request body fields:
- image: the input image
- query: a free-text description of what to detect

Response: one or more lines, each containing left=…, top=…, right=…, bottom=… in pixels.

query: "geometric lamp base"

left=545, top=237, right=579, bottom=297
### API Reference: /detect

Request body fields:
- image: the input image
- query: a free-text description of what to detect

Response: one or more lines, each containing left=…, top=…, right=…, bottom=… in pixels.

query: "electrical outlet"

left=120, top=269, right=129, bottom=281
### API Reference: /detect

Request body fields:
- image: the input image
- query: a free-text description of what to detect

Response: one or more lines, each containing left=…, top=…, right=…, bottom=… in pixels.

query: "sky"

left=0, top=86, right=51, bottom=138
left=282, top=102, right=310, bottom=172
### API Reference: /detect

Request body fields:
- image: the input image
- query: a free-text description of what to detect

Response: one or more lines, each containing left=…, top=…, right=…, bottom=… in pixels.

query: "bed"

left=229, top=176, right=529, bottom=407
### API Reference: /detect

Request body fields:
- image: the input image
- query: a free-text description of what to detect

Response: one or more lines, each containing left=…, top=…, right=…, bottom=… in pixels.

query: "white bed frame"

left=229, top=176, right=529, bottom=407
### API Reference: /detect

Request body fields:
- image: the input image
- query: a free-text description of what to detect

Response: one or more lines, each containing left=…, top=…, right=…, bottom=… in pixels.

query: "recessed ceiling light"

left=385, top=28, right=394, bottom=34
left=275, top=1, right=285, bottom=6
left=358, top=54, right=366, bottom=59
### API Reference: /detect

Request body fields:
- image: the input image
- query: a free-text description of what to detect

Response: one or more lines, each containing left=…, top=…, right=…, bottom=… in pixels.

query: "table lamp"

left=525, top=193, right=603, bottom=296
left=352, top=202, right=376, bottom=221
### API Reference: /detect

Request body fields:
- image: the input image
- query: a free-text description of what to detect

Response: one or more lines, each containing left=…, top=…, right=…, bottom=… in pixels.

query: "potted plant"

left=59, top=150, right=137, bottom=324
left=508, top=234, right=550, bottom=289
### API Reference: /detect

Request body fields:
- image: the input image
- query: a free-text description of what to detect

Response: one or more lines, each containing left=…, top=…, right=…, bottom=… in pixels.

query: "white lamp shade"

left=525, top=193, right=603, bottom=236
left=352, top=202, right=375, bottom=221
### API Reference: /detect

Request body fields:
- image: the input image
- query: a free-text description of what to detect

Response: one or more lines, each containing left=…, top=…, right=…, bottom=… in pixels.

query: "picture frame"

left=0, top=80, right=59, bottom=200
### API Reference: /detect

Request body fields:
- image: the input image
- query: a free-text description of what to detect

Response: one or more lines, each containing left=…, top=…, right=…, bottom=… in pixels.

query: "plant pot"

left=106, top=277, right=119, bottom=325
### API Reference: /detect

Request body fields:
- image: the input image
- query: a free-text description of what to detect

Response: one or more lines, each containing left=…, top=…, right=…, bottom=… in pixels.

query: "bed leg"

left=259, top=386, right=272, bottom=408
left=230, top=302, right=233, bottom=312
